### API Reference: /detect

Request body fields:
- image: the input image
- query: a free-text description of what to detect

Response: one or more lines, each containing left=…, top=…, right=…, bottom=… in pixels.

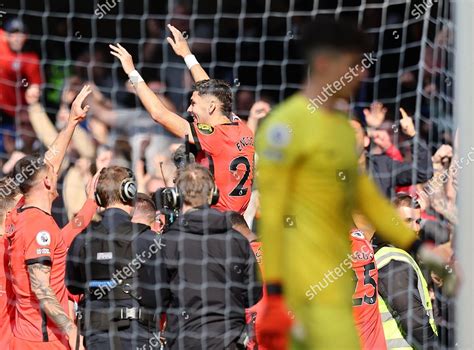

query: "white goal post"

left=456, top=0, right=474, bottom=348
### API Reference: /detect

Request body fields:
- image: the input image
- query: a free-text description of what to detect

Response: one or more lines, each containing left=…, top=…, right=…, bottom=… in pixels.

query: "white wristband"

left=128, top=70, right=144, bottom=86
left=184, top=54, right=199, bottom=70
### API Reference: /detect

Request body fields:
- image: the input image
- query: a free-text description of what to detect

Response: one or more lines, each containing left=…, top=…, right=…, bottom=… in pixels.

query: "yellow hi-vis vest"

left=375, top=247, right=438, bottom=350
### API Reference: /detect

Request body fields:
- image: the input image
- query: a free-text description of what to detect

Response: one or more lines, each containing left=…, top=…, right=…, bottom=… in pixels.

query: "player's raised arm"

left=167, top=24, right=210, bottom=82
left=61, top=171, right=100, bottom=247
left=109, top=43, right=193, bottom=141
left=355, top=173, right=418, bottom=250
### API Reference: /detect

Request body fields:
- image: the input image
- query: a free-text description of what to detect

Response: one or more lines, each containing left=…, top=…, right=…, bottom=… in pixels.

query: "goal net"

left=1, top=0, right=457, bottom=349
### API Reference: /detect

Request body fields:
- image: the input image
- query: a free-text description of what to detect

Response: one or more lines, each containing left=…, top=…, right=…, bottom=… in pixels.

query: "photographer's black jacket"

left=66, top=208, right=167, bottom=326
left=367, top=139, right=433, bottom=197
left=162, top=207, right=263, bottom=349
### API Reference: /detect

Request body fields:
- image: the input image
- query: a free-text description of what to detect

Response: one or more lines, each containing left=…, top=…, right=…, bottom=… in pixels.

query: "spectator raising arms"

left=350, top=109, right=433, bottom=198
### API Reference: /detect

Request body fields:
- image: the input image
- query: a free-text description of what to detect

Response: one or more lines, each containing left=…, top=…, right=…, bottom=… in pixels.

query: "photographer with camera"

left=66, top=166, right=168, bottom=350
left=160, top=163, right=262, bottom=349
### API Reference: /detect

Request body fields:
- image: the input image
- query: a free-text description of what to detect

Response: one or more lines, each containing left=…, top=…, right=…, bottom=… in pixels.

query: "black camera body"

left=153, top=187, right=181, bottom=231
left=153, top=136, right=195, bottom=230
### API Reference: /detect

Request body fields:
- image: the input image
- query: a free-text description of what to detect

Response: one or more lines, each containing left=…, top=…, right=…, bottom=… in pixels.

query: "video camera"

left=152, top=135, right=195, bottom=231
left=152, top=187, right=180, bottom=230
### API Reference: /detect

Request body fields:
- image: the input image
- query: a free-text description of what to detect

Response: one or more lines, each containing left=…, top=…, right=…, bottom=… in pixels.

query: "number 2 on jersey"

left=229, top=156, right=251, bottom=196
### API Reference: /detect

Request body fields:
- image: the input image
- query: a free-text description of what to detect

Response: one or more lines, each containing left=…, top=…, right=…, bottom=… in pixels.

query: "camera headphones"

left=94, top=168, right=138, bottom=207
left=161, top=183, right=219, bottom=210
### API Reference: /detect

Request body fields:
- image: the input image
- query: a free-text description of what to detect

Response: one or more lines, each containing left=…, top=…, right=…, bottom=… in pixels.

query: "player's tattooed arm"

left=167, top=24, right=210, bottom=82
left=28, top=263, right=75, bottom=334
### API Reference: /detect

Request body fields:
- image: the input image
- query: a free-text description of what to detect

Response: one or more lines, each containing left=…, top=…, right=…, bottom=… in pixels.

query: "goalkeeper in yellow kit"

left=256, top=18, right=451, bottom=349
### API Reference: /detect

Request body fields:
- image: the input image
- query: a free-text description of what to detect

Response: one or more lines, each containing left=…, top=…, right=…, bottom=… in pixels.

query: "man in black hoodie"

left=161, top=164, right=262, bottom=349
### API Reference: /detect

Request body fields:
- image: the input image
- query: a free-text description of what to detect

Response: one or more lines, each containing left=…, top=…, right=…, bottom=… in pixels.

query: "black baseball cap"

left=4, top=18, right=28, bottom=33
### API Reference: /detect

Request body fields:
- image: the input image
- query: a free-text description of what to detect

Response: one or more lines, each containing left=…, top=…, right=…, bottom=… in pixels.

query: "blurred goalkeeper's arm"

left=255, top=124, right=294, bottom=349
left=355, top=173, right=418, bottom=249
left=109, top=43, right=193, bottom=141
left=167, top=24, right=210, bottom=82
left=257, top=142, right=291, bottom=287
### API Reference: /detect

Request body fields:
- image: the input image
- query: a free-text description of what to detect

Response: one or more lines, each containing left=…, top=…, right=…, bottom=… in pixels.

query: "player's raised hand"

left=69, top=85, right=91, bottom=125
left=399, top=107, right=416, bottom=137
left=109, top=43, right=136, bottom=75
left=166, top=24, right=192, bottom=58
left=363, top=101, right=387, bottom=128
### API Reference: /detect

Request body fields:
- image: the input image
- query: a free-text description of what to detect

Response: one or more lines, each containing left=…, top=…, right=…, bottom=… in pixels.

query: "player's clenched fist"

left=109, top=43, right=136, bottom=75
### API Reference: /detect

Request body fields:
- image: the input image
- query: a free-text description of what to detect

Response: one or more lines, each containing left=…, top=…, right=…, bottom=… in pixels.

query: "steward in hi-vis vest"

left=375, top=244, right=438, bottom=350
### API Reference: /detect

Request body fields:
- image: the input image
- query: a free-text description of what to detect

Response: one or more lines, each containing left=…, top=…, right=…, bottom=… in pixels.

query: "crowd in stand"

left=0, top=13, right=457, bottom=350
